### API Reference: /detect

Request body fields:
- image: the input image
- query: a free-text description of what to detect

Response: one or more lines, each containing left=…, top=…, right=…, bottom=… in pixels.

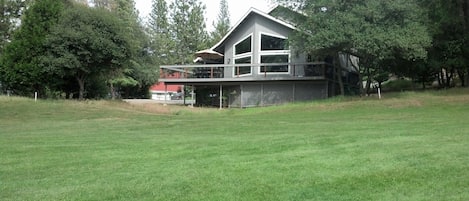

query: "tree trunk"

left=365, top=66, right=372, bottom=95
left=458, top=69, right=466, bottom=87
left=349, top=56, right=363, bottom=96
left=110, top=82, right=116, bottom=100
left=334, top=55, right=345, bottom=96
left=446, top=67, right=455, bottom=88
left=439, top=68, right=445, bottom=88
left=466, top=68, right=469, bottom=87
left=77, top=76, right=85, bottom=100
left=421, top=74, right=427, bottom=90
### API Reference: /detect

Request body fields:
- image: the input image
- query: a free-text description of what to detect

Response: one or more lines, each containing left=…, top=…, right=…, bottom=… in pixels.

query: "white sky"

left=135, top=0, right=275, bottom=31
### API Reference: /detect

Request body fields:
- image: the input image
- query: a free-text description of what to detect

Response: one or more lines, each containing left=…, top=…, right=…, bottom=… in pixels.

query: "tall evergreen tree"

left=148, top=0, right=174, bottom=64
left=0, top=0, right=30, bottom=55
left=210, top=0, right=230, bottom=46
left=0, top=0, right=64, bottom=96
left=170, top=0, right=208, bottom=64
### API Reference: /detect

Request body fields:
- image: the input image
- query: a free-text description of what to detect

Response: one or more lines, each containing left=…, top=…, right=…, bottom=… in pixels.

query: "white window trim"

left=258, top=32, right=291, bottom=75
left=233, top=55, right=253, bottom=77
left=233, top=34, right=253, bottom=77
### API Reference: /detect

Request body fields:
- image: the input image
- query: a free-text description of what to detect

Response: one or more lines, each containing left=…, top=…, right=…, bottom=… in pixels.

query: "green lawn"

left=1, top=90, right=469, bottom=201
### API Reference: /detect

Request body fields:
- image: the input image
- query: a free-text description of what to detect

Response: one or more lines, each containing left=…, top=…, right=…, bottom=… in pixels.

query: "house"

left=150, top=72, right=182, bottom=101
left=159, top=6, right=359, bottom=108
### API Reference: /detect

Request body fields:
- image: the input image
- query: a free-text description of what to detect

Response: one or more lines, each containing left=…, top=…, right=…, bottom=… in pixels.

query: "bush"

left=382, top=79, right=415, bottom=92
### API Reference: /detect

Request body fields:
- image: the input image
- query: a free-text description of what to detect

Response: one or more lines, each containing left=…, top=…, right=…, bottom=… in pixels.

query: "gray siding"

left=221, top=13, right=308, bottom=79
left=227, top=81, right=328, bottom=108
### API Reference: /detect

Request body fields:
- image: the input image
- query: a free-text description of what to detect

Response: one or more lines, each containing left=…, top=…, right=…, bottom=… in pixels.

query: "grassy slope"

left=1, top=90, right=468, bottom=201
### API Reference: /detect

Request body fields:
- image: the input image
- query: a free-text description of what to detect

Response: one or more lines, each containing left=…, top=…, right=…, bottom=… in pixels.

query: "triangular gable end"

left=210, top=6, right=297, bottom=53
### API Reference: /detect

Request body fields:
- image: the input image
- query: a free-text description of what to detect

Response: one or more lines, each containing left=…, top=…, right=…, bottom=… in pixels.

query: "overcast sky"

left=135, top=0, right=275, bottom=31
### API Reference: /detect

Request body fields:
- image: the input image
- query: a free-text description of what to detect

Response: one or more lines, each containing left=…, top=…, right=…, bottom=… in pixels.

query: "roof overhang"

left=210, top=7, right=297, bottom=52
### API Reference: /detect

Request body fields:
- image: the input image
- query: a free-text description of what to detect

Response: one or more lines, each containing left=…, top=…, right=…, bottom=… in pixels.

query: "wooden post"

left=219, top=84, right=223, bottom=110
left=240, top=85, right=243, bottom=108
left=191, top=85, right=195, bottom=108
left=164, top=84, right=168, bottom=106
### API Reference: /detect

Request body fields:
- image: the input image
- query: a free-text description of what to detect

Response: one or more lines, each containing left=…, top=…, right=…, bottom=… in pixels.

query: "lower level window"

left=234, top=57, right=251, bottom=76
left=260, top=54, right=289, bottom=73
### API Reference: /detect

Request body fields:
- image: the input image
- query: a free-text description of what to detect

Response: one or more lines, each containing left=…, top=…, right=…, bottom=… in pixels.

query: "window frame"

left=233, top=34, right=253, bottom=77
left=258, top=32, right=291, bottom=75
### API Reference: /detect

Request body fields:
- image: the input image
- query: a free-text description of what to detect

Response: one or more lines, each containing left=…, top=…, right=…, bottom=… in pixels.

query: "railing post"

left=293, top=64, right=296, bottom=77
left=264, top=65, right=267, bottom=77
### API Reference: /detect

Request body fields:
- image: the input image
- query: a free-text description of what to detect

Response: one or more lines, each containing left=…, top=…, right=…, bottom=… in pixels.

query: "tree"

left=422, top=0, right=469, bottom=88
left=42, top=4, right=132, bottom=100
left=0, top=0, right=64, bottom=96
left=90, top=0, right=158, bottom=99
left=210, top=0, right=230, bottom=46
left=276, top=0, right=432, bottom=95
left=170, top=0, right=209, bottom=64
left=148, top=0, right=174, bottom=65
left=1, top=0, right=29, bottom=55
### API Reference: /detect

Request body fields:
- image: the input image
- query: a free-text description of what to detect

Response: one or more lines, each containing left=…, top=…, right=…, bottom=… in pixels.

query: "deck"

left=159, top=62, right=333, bottom=85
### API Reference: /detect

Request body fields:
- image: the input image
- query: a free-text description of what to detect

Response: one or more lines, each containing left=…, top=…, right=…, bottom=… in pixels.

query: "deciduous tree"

left=42, top=4, right=132, bottom=100
left=276, top=0, right=432, bottom=94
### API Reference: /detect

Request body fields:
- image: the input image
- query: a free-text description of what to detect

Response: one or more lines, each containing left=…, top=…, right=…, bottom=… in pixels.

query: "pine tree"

left=0, top=0, right=29, bottom=55
left=0, top=0, right=64, bottom=95
left=148, top=0, right=174, bottom=64
left=170, top=0, right=208, bottom=64
left=210, top=0, right=230, bottom=46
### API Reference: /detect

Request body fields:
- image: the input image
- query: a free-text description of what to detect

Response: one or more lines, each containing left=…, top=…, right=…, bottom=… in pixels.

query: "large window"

left=259, top=33, right=290, bottom=73
left=260, top=55, right=289, bottom=72
left=235, top=36, right=252, bottom=55
left=261, top=34, right=288, bottom=51
left=234, top=57, right=252, bottom=75
left=234, top=35, right=252, bottom=76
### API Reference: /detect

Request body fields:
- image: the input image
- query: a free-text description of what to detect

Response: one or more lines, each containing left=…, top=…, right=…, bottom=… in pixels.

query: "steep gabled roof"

left=268, top=5, right=307, bottom=27
left=211, top=6, right=297, bottom=53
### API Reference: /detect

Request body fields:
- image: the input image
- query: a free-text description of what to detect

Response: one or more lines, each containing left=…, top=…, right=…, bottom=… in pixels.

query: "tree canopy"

left=210, top=0, right=230, bottom=46
left=0, top=0, right=63, bottom=96
left=276, top=0, right=432, bottom=94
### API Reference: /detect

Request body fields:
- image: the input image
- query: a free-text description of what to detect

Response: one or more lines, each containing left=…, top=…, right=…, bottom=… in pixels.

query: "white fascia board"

left=210, top=7, right=297, bottom=52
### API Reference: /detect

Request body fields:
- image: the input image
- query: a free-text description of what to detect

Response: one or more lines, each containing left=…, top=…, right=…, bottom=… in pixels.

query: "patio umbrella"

left=194, top=49, right=224, bottom=60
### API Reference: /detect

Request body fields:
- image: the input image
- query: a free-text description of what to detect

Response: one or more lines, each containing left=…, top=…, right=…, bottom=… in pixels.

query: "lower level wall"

left=228, top=81, right=328, bottom=108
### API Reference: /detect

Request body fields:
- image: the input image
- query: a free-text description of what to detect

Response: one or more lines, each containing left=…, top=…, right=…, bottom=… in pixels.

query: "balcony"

left=159, top=62, right=334, bottom=84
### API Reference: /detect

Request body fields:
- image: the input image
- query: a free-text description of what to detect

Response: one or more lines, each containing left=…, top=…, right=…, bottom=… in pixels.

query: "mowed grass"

left=1, top=90, right=469, bottom=201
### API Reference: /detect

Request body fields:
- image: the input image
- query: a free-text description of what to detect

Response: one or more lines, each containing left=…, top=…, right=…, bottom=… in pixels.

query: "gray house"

left=159, top=7, right=359, bottom=108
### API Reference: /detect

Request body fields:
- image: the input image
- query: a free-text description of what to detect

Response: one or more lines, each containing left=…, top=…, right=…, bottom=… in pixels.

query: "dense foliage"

left=0, top=0, right=63, bottom=96
left=210, top=0, right=231, bottom=46
left=276, top=0, right=469, bottom=93
left=42, top=4, right=132, bottom=100
left=0, top=0, right=157, bottom=99
left=1, top=0, right=468, bottom=99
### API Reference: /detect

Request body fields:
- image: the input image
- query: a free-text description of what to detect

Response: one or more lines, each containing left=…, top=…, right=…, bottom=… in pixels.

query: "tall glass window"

left=260, top=55, right=289, bottom=72
left=261, top=34, right=287, bottom=51
left=235, top=36, right=252, bottom=55
left=234, top=35, right=252, bottom=76
left=259, top=33, right=290, bottom=73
